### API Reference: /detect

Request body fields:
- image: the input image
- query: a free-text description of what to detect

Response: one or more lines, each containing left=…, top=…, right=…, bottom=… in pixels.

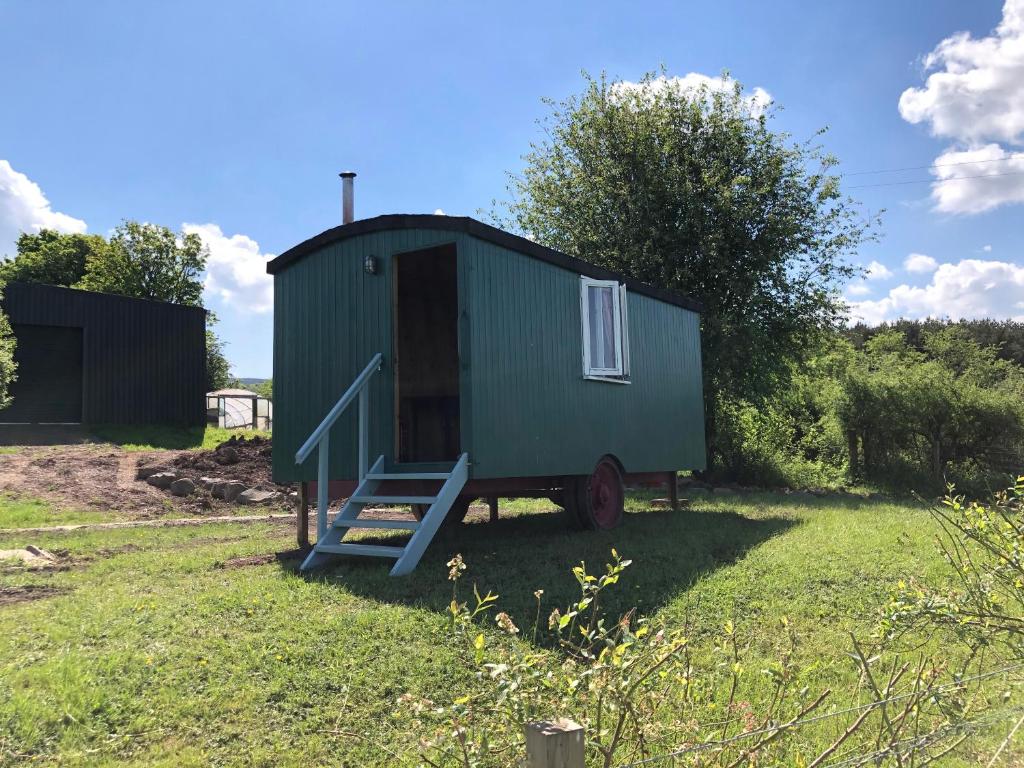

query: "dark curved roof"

left=266, top=214, right=702, bottom=313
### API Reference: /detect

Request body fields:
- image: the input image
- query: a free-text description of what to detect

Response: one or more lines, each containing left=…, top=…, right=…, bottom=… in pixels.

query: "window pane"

left=600, top=287, right=616, bottom=368
left=588, top=285, right=602, bottom=367
left=587, top=284, right=618, bottom=370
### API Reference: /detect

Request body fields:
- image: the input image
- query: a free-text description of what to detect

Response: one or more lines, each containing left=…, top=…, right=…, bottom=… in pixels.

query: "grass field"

left=0, top=489, right=1016, bottom=766
left=0, top=494, right=111, bottom=529
left=87, top=425, right=270, bottom=452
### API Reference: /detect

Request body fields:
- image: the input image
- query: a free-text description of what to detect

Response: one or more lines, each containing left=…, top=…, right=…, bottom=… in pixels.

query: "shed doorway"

left=393, top=244, right=460, bottom=463
left=0, top=324, right=83, bottom=424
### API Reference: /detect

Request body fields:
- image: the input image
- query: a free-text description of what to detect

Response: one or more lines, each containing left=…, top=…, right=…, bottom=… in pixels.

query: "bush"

left=884, top=477, right=1024, bottom=661
left=0, top=281, right=16, bottom=409
left=409, top=551, right=1008, bottom=766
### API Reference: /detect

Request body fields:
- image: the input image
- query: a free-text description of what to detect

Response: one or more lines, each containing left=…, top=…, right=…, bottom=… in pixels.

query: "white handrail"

left=295, top=352, right=382, bottom=464
left=296, top=352, right=382, bottom=541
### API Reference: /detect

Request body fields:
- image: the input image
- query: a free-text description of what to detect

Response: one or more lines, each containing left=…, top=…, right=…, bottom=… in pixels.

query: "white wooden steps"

left=299, top=453, right=469, bottom=576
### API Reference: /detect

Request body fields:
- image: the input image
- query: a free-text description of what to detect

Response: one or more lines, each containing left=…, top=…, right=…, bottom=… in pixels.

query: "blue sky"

left=2, top=0, right=1022, bottom=377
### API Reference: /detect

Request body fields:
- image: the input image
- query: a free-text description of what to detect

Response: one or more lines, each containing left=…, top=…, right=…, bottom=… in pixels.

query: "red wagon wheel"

left=568, top=457, right=625, bottom=530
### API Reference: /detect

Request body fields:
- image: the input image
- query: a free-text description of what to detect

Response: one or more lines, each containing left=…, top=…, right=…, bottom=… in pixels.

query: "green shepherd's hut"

left=267, top=173, right=705, bottom=575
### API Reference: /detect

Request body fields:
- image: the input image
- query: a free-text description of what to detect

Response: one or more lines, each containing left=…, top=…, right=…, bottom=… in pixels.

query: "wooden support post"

left=668, top=471, right=679, bottom=512
left=297, top=481, right=309, bottom=550
left=487, top=496, right=499, bottom=523
left=525, top=719, right=585, bottom=768
left=251, top=396, right=258, bottom=430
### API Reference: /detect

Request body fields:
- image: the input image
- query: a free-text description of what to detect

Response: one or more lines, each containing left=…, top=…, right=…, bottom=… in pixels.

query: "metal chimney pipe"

left=340, top=171, right=356, bottom=224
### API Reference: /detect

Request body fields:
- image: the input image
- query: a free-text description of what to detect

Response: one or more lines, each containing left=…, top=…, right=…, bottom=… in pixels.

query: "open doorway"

left=393, top=244, right=460, bottom=463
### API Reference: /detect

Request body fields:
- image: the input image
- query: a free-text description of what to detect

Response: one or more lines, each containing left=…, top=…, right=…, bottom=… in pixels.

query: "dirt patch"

left=216, top=548, right=306, bottom=569
left=168, top=435, right=281, bottom=492
left=0, top=444, right=192, bottom=517
left=0, top=436, right=293, bottom=521
left=0, top=584, right=71, bottom=607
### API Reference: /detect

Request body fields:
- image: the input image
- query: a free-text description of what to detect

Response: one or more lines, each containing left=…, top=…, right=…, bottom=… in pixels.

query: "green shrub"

left=0, top=281, right=16, bottom=409
left=412, top=550, right=1005, bottom=766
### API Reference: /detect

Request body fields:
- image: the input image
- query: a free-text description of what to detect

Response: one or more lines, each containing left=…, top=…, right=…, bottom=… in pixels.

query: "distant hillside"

left=236, top=377, right=269, bottom=386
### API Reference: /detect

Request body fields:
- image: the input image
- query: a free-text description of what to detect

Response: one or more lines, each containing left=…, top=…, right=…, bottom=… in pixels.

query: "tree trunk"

left=862, top=430, right=873, bottom=476
left=846, top=429, right=859, bottom=479
left=697, top=386, right=717, bottom=482
left=932, top=436, right=943, bottom=487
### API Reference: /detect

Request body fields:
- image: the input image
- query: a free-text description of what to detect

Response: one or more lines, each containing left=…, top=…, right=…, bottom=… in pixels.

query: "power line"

left=846, top=169, right=1024, bottom=190
left=843, top=154, right=1024, bottom=177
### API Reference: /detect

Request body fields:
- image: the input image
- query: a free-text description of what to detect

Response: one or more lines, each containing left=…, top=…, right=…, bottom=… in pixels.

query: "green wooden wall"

left=459, top=235, right=705, bottom=478
left=272, top=227, right=705, bottom=483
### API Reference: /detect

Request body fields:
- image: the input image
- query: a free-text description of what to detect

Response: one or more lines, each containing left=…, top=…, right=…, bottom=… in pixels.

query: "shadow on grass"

left=0, top=424, right=91, bottom=446
left=89, top=424, right=209, bottom=450
left=290, top=505, right=797, bottom=631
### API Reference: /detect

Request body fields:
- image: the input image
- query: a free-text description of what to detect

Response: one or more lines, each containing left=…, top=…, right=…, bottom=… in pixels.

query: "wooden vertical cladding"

left=0, top=282, right=206, bottom=425
left=270, top=216, right=706, bottom=484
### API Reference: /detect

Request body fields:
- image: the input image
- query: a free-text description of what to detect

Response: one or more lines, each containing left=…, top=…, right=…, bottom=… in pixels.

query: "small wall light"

left=364, top=254, right=378, bottom=275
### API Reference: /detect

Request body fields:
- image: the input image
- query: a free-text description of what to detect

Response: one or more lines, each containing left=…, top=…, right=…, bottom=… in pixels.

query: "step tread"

left=365, top=472, right=451, bottom=480
left=335, top=518, right=420, bottom=530
left=315, top=543, right=405, bottom=558
left=350, top=495, right=438, bottom=505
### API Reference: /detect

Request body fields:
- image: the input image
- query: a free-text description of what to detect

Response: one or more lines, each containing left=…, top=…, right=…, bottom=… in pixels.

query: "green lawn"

left=0, top=494, right=111, bottom=529
left=0, top=491, right=1014, bottom=766
left=88, top=425, right=270, bottom=451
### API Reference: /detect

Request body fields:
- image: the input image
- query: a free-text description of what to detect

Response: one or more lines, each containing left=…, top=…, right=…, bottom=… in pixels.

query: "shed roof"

left=265, top=214, right=702, bottom=313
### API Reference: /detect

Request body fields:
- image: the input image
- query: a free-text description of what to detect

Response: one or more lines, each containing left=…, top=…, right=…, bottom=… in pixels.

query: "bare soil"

left=166, top=434, right=281, bottom=491
left=0, top=444, right=184, bottom=516
left=0, top=584, right=70, bottom=607
left=216, top=548, right=305, bottom=569
left=0, top=435, right=293, bottom=521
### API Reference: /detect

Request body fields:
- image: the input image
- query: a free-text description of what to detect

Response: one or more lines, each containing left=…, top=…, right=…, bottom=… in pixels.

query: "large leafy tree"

left=0, top=230, right=108, bottom=286
left=78, top=221, right=207, bottom=305
left=205, top=329, right=232, bottom=392
left=0, top=281, right=16, bottom=409
left=498, top=71, right=876, bottom=469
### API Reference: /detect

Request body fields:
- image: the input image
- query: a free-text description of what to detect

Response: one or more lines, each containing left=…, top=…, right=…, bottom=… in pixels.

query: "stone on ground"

left=212, top=480, right=247, bottom=502
left=237, top=488, right=281, bottom=505
left=169, top=478, right=196, bottom=497
left=136, top=465, right=171, bottom=480
left=146, top=471, right=178, bottom=489
left=0, top=546, right=57, bottom=565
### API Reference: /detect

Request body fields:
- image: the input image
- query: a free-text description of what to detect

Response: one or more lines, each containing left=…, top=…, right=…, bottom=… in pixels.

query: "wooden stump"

left=297, top=481, right=310, bottom=550
left=525, top=719, right=585, bottom=768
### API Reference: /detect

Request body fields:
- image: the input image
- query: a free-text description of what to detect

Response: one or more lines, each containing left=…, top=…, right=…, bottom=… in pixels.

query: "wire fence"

left=820, top=706, right=1024, bottom=768
left=616, top=662, right=1024, bottom=768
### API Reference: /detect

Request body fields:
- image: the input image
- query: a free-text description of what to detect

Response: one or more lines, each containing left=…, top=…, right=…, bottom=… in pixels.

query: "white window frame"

left=580, top=277, right=630, bottom=383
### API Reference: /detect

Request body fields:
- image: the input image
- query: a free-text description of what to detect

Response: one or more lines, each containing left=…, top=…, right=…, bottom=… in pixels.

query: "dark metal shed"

left=268, top=209, right=706, bottom=576
left=0, top=282, right=206, bottom=426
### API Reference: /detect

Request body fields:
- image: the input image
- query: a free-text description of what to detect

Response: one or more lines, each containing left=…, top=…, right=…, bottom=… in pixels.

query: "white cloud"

left=185, top=223, right=274, bottom=314
left=848, top=258, right=1024, bottom=325
left=846, top=280, right=871, bottom=297
left=899, top=0, right=1024, bottom=145
left=904, top=253, right=938, bottom=273
left=433, top=208, right=446, bottom=216
left=612, top=73, right=772, bottom=118
left=899, top=1, right=1024, bottom=214
left=865, top=260, right=893, bottom=280
left=0, top=159, right=86, bottom=257
left=983, top=244, right=993, bottom=252
left=929, top=144, right=1024, bottom=214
